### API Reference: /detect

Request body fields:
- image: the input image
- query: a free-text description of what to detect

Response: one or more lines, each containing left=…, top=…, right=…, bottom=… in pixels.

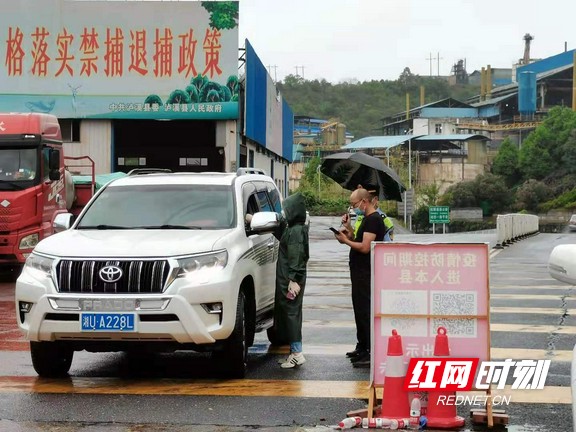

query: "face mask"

left=354, top=206, right=364, bottom=216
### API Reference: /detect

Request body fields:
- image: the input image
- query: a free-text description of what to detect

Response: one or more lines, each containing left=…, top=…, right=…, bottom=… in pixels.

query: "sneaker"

left=281, top=352, right=306, bottom=369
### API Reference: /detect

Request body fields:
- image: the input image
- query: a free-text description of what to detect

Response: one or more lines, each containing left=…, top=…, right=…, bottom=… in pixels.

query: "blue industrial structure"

left=518, top=71, right=537, bottom=115
left=516, top=49, right=576, bottom=81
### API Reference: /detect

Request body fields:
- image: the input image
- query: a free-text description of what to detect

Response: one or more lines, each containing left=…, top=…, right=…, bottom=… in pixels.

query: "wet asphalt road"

left=0, top=217, right=574, bottom=431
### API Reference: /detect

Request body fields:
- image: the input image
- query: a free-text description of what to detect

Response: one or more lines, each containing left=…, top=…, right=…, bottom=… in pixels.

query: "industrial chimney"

left=523, top=33, right=534, bottom=65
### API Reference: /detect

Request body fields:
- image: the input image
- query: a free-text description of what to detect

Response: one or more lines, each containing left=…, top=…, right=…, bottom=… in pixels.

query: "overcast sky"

left=239, top=0, right=575, bottom=83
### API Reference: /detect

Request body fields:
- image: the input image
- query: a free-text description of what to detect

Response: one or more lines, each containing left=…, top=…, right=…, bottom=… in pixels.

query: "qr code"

left=382, top=291, right=427, bottom=337
left=432, top=318, right=476, bottom=337
left=431, top=291, right=477, bottom=337
left=431, top=291, right=476, bottom=315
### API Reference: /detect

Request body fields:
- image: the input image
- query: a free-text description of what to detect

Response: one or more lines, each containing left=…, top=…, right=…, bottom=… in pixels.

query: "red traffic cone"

left=381, top=329, right=410, bottom=420
left=426, top=327, right=465, bottom=429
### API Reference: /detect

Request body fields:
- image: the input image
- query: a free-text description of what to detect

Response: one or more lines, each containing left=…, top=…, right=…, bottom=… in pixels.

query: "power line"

left=425, top=52, right=443, bottom=77
left=294, top=65, right=305, bottom=79
left=267, top=65, right=278, bottom=82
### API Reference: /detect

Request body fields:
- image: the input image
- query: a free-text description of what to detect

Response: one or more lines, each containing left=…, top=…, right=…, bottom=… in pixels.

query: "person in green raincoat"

left=273, top=192, right=310, bottom=369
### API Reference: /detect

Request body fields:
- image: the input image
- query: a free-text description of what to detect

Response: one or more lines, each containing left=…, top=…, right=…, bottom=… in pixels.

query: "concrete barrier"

left=495, top=213, right=539, bottom=248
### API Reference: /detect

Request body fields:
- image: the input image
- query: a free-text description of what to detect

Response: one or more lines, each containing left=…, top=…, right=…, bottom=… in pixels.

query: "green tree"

left=201, top=1, right=238, bottom=30
left=492, top=137, right=520, bottom=186
left=473, top=173, right=512, bottom=214
left=514, top=179, right=552, bottom=212
left=167, top=89, right=191, bottom=104
left=561, top=130, right=576, bottom=174
left=417, top=182, right=441, bottom=207
left=398, top=67, right=418, bottom=92
left=441, top=173, right=511, bottom=214
left=518, top=106, right=576, bottom=180
left=297, top=157, right=332, bottom=196
left=442, top=181, right=476, bottom=208
left=518, top=140, right=554, bottom=180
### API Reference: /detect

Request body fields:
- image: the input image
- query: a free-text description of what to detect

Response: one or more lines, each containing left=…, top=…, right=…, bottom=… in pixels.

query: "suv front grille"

left=56, top=260, right=170, bottom=294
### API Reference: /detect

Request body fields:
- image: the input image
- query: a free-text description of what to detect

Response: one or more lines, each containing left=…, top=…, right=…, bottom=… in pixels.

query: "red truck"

left=0, top=113, right=73, bottom=272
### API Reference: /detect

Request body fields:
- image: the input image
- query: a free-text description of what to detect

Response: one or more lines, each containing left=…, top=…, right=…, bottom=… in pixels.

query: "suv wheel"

left=214, top=291, right=247, bottom=378
left=30, top=342, right=73, bottom=377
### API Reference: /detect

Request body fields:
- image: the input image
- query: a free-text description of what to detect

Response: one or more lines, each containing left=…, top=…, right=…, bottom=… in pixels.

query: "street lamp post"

left=408, top=135, right=413, bottom=231
left=316, top=165, right=321, bottom=199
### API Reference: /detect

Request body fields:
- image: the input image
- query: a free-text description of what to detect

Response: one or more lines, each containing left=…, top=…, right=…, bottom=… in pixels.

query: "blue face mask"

left=354, top=207, right=364, bottom=216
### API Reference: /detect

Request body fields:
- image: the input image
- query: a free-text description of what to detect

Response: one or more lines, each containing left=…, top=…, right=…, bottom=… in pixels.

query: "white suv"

left=15, top=169, right=283, bottom=378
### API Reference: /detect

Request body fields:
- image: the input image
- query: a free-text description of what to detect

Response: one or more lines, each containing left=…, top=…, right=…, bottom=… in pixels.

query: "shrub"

left=514, top=179, right=552, bottom=212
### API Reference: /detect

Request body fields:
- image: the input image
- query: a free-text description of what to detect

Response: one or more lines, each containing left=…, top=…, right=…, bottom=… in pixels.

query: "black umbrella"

left=320, top=152, right=406, bottom=202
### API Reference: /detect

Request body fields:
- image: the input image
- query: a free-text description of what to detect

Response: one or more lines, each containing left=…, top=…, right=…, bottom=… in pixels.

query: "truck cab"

left=0, top=113, right=65, bottom=270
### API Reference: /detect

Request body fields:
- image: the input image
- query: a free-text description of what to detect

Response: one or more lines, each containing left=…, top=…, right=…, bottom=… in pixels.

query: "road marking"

left=490, top=306, right=576, bottom=315
left=257, top=344, right=574, bottom=362
left=0, top=375, right=569, bottom=403
left=490, top=284, right=572, bottom=290
left=490, top=293, right=576, bottom=300
left=303, top=321, right=576, bottom=334
left=304, top=304, right=576, bottom=314
left=489, top=323, right=576, bottom=334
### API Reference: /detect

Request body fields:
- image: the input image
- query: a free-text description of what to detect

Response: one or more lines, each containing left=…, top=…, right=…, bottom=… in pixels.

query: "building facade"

left=0, top=1, right=292, bottom=195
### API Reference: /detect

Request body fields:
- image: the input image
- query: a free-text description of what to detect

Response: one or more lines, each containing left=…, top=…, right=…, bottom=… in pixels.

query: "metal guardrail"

left=495, top=214, right=539, bottom=248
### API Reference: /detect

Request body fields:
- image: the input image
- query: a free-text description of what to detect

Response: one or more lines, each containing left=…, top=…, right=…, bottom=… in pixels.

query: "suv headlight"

left=176, top=250, right=228, bottom=278
left=19, top=233, right=39, bottom=250
left=24, top=253, right=54, bottom=279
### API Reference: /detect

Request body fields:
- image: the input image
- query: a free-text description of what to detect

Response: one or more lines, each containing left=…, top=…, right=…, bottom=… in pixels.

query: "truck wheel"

left=214, top=291, right=247, bottom=378
left=30, top=342, right=73, bottom=377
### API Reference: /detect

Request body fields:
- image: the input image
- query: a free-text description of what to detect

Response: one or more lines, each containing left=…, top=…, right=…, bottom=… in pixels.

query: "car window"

left=77, top=184, right=235, bottom=229
left=267, top=183, right=282, bottom=213
left=256, top=190, right=273, bottom=212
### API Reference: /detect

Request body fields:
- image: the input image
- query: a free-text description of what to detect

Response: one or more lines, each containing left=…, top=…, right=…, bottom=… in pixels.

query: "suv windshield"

left=0, top=148, right=38, bottom=183
left=77, top=184, right=236, bottom=229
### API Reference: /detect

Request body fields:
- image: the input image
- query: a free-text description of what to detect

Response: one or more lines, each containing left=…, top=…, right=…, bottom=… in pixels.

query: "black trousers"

left=350, top=264, right=371, bottom=352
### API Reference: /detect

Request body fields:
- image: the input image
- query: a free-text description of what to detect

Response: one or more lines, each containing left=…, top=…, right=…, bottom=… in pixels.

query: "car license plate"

left=81, top=313, right=136, bottom=332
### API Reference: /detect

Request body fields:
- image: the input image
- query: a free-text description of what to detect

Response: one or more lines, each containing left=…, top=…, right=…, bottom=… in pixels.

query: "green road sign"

left=429, top=206, right=450, bottom=224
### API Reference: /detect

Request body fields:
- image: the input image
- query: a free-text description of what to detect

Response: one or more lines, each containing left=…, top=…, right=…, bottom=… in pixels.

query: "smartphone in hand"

left=329, top=227, right=339, bottom=234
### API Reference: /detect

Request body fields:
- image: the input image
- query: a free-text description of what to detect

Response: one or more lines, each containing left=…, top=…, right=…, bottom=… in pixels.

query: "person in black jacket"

left=333, top=187, right=385, bottom=368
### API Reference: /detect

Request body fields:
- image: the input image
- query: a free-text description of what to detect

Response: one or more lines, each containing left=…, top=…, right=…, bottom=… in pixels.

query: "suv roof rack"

left=127, top=168, right=172, bottom=176
left=237, top=168, right=266, bottom=176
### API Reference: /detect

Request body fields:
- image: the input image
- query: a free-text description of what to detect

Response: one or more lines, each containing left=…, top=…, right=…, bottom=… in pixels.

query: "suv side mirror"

left=549, top=244, right=576, bottom=285
left=53, top=213, right=75, bottom=233
left=250, top=211, right=280, bottom=233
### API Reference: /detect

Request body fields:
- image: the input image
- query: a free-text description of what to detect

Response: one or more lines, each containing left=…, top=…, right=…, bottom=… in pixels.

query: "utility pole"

left=436, top=52, right=443, bottom=77
left=294, top=66, right=306, bottom=79
left=426, top=52, right=433, bottom=77
left=267, top=65, right=278, bottom=82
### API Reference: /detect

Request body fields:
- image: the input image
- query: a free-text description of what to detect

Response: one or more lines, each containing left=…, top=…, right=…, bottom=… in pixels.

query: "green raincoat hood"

left=283, top=193, right=307, bottom=226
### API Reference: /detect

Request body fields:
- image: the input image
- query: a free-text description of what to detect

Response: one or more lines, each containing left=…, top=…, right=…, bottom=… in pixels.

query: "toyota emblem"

left=99, top=265, right=123, bottom=283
